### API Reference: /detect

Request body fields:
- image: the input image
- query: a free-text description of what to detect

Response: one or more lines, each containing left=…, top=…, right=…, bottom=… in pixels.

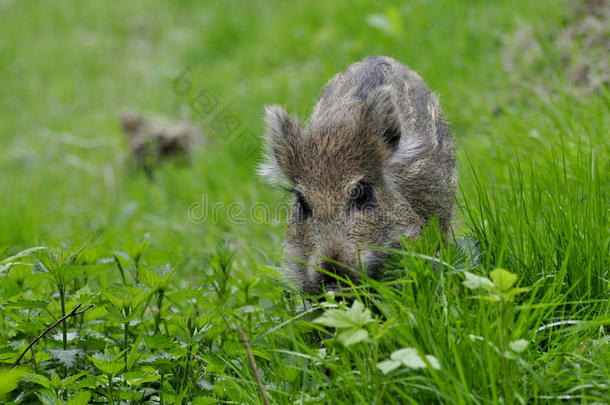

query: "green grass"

left=0, top=0, right=608, bottom=403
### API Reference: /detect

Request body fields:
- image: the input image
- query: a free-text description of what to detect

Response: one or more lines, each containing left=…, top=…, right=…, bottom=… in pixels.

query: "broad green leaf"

left=77, top=334, right=107, bottom=351
left=503, top=287, right=531, bottom=300
left=88, top=352, right=124, bottom=375
left=462, top=272, right=494, bottom=291
left=391, top=348, right=426, bottom=369
left=53, top=264, right=85, bottom=285
left=102, top=285, right=149, bottom=312
left=490, top=268, right=517, bottom=291
left=126, top=336, right=144, bottom=370
left=390, top=348, right=441, bottom=370
left=36, top=391, right=61, bottom=405
left=36, top=389, right=89, bottom=405
left=144, top=334, right=174, bottom=350
left=142, top=351, right=173, bottom=366
left=33, top=258, right=51, bottom=274
left=313, top=300, right=373, bottom=329
left=48, top=349, right=83, bottom=368
left=337, top=328, right=368, bottom=346
left=509, top=339, right=529, bottom=353
left=424, top=355, right=441, bottom=370
left=1, top=246, right=48, bottom=264
left=124, top=367, right=160, bottom=387
left=67, top=391, right=92, bottom=405
left=503, top=350, right=518, bottom=360
left=0, top=263, right=12, bottom=275
left=0, top=368, right=27, bottom=394
left=376, top=360, right=401, bottom=375
left=101, top=288, right=126, bottom=309
left=69, top=374, right=100, bottom=390
left=66, top=247, right=85, bottom=265
left=141, top=264, right=174, bottom=289
left=35, top=350, right=52, bottom=364
left=164, top=348, right=184, bottom=362
left=51, top=373, right=61, bottom=389
left=123, top=234, right=151, bottom=262
left=481, top=295, right=501, bottom=303
left=24, top=372, right=52, bottom=390
left=61, top=371, right=87, bottom=389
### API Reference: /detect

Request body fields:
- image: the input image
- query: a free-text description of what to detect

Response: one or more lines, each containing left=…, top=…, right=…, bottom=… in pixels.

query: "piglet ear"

left=258, top=105, right=302, bottom=185
left=363, top=86, right=401, bottom=150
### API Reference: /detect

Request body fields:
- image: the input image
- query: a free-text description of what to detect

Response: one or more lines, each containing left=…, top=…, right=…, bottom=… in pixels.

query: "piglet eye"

left=294, top=191, right=312, bottom=221
left=349, top=181, right=376, bottom=211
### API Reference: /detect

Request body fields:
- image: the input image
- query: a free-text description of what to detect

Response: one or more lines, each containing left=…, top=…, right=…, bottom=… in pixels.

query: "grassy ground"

left=0, top=0, right=608, bottom=403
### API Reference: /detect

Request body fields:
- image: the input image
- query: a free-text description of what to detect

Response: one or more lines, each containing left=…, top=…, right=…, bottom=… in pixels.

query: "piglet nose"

left=320, top=252, right=350, bottom=276
left=320, top=258, right=341, bottom=274
left=319, top=259, right=341, bottom=287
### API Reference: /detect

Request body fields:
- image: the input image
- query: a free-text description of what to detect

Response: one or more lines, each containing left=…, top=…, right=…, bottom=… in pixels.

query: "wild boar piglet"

left=260, top=56, right=457, bottom=294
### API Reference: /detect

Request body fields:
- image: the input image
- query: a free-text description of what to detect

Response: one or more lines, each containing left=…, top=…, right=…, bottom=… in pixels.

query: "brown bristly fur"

left=259, top=56, right=457, bottom=295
